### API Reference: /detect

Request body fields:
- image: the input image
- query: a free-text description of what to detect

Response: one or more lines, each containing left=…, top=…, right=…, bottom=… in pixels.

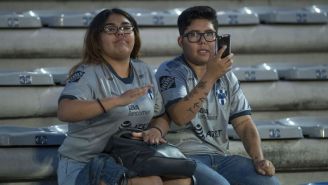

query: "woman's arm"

left=57, top=97, right=120, bottom=122
left=57, top=85, right=151, bottom=122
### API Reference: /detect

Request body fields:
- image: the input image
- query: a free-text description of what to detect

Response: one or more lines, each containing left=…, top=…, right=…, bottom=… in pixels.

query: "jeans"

left=190, top=154, right=281, bottom=185
left=57, top=154, right=127, bottom=185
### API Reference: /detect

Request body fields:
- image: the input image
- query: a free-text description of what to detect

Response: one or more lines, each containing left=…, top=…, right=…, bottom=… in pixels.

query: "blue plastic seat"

left=232, top=63, right=279, bottom=81
left=0, top=10, right=41, bottom=28
left=246, top=6, right=327, bottom=24
left=0, top=70, right=55, bottom=86
left=35, top=10, right=95, bottom=27
left=301, top=182, right=328, bottom=185
left=34, top=67, right=70, bottom=85
left=228, top=120, right=303, bottom=140
left=122, top=8, right=178, bottom=26
left=216, top=7, right=260, bottom=25
left=278, top=116, right=328, bottom=138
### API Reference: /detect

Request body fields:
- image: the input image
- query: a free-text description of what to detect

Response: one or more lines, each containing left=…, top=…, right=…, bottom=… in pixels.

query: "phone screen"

left=217, top=34, right=231, bottom=58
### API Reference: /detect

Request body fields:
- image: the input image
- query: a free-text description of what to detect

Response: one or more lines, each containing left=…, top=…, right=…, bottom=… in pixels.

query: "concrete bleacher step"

left=228, top=120, right=303, bottom=140
left=0, top=117, right=63, bottom=128
left=1, top=24, right=328, bottom=58
left=0, top=86, right=62, bottom=118
left=1, top=81, right=328, bottom=118
left=229, top=138, right=328, bottom=171
left=1, top=53, right=328, bottom=72
left=241, top=81, right=328, bottom=110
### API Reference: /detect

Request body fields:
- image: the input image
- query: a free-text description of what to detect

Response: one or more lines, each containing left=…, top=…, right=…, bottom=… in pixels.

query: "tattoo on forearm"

left=184, top=80, right=209, bottom=114
left=199, top=97, right=206, bottom=103
left=184, top=88, right=197, bottom=101
left=197, top=81, right=207, bottom=89
left=193, top=102, right=200, bottom=109
left=186, top=107, right=194, bottom=114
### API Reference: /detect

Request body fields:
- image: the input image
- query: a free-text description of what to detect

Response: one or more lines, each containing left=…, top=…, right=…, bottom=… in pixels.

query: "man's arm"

left=168, top=49, right=233, bottom=126
left=167, top=75, right=216, bottom=126
left=231, top=115, right=276, bottom=176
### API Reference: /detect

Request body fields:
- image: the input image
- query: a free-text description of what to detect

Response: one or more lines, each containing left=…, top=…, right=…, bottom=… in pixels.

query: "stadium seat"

left=35, top=10, right=95, bottom=27
left=228, top=120, right=304, bottom=139
left=232, top=63, right=279, bottom=81
left=278, top=65, right=328, bottom=80
left=0, top=70, right=55, bottom=85
left=305, top=5, right=328, bottom=22
left=216, top=7, right=260, bottom=25
left=34, top=67, right=70, bottom=85
left=277, top=116, right=328, bottom=138
left=122, top=8, right=179, bottom=26
left=0, top=11, right=42, bottom=28
left=0, top=124, right=66, bottom=181
left=301, top=182, right=328, bottom=185
left=246, top=6, right=327, bottom=24
left=256, top=63, right=328, bottom=80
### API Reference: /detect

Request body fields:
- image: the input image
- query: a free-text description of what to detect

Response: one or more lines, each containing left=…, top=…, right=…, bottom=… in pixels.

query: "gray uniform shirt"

left=155, top=55, right=251, bottom=155
left=58, top=60, right=164, bottom=162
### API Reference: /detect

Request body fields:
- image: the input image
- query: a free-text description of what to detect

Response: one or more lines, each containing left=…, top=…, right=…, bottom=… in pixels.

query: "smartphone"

left=217, top=34, right=231, bottom=58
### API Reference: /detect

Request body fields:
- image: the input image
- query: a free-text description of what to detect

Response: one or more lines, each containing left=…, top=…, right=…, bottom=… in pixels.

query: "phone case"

left=217, top=34, right=231, bottom=58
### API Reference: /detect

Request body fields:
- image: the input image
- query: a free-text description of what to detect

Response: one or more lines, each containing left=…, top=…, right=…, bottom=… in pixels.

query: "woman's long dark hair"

left=69, top=8, right=141, bottom=76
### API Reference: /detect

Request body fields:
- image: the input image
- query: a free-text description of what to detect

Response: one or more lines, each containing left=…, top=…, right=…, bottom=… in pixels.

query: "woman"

left=57, top=8, right=192, bottom=185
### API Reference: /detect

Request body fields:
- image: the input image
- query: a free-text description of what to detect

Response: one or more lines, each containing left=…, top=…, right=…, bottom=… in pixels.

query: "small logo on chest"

left=216, top=89, right=227, bottom=105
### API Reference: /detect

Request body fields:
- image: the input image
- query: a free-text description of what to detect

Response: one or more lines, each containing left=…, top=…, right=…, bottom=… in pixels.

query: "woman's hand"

left=131, top=128, right=166, bottom=145
left=118, top=84, right=152, bottom=106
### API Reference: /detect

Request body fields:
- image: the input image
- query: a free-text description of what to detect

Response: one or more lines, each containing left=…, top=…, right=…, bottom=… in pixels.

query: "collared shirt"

left=58, top=60, right=164, bottom=162
left=155, top=55, right=251, bottom=155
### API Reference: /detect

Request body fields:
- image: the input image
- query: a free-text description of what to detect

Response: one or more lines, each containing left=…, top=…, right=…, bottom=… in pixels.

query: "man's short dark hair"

left=177, top=6, right=219, bottom=35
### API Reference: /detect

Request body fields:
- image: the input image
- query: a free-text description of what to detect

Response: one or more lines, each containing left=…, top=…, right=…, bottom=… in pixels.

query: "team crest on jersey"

left=159, top=76, right=176, bottom=92
left=68, top=71, right=85, bottom=83
left=216, top=89, right=227, bottom=105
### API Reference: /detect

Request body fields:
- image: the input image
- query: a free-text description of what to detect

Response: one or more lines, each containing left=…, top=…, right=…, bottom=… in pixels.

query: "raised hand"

left=118, top=84, right=152, bottom=106
left=206, top=45, right=234, bottom=81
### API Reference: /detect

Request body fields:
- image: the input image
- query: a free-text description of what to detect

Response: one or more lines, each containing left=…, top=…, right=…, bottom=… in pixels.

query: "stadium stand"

left=0, top=0, right=328, bottom=184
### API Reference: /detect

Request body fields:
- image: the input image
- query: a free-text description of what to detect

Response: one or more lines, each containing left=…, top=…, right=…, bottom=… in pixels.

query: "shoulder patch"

left=159, top=76, right=176, bottom=92
left=68, top=71, right=85, bottom=83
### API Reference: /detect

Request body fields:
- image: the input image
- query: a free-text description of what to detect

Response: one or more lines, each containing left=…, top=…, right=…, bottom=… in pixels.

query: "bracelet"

left=150, top=126, right=163, bottom=137
left=96, top=98, right=106, bottom=113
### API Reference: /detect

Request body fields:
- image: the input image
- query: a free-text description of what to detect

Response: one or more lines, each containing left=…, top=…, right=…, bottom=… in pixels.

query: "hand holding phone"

left=217, top=34, right=231, bottom=58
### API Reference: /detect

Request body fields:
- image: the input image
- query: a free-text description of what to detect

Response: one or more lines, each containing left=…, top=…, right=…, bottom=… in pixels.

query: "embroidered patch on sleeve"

left=68, top=71, right=85, bottom=83
left=159, top=76, right=176, bottom=92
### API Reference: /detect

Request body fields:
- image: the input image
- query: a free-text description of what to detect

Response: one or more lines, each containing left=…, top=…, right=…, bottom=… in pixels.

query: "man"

left=155, top=6, right=281, bottom=185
